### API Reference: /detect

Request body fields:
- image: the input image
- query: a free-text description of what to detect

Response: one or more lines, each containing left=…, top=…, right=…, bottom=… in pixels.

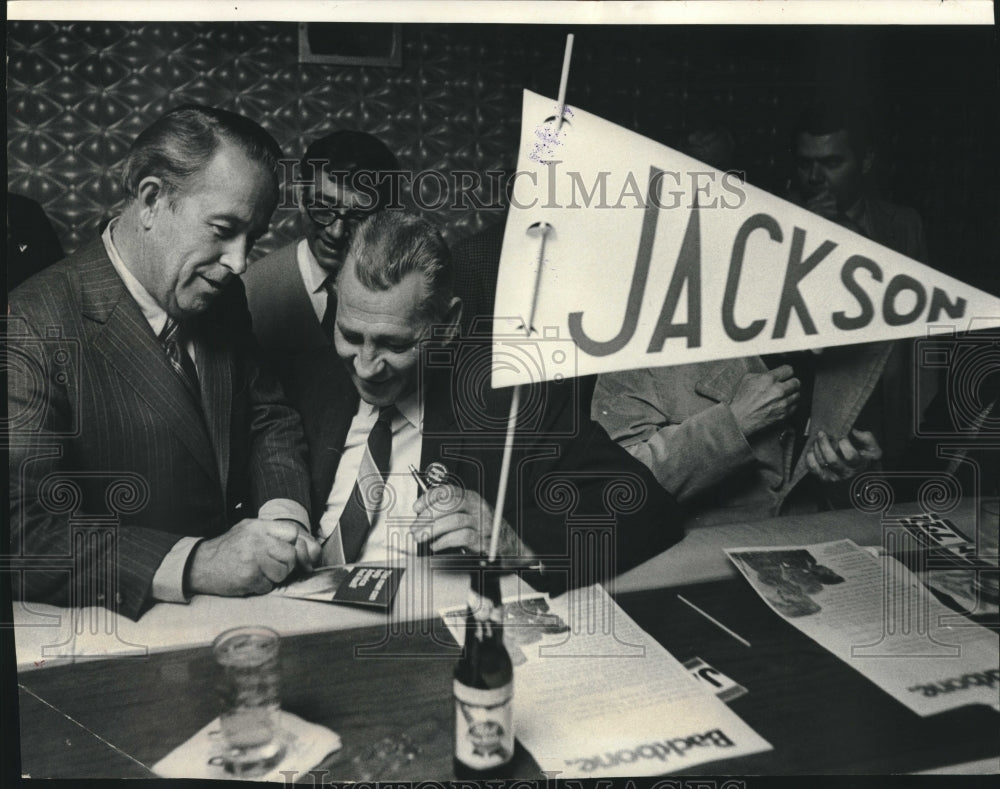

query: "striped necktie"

left=158, top=317, right=201, bottom=401
left=340, top=405, right=397, bottom=563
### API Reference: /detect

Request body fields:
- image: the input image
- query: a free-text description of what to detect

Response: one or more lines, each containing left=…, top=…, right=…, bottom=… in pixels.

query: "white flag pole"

left=488, top=383, right=521, bottom=561
left=555, top=33, right=574, bottom=132
left=488, top=33, right=574, bottom=563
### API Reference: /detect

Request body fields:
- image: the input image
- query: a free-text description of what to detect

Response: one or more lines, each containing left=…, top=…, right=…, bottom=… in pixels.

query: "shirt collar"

left=358, top=389, right=423, bottom=433
left=297, top=238, right=330, bottom=295
left=102, top=219, right=169, bottom=336
left=395, top=389, right=422, bottom=431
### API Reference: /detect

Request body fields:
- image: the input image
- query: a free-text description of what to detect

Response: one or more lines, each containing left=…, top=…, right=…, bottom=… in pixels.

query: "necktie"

left=158, top=317, right=201, bottom=401
left=320, top=278, right=337, bottom=339
left=340, top=405, right=397, bottom=563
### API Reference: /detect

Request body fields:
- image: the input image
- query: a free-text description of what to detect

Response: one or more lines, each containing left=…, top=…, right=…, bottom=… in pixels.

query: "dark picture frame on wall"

left=297, top=22, right=402, bottom=67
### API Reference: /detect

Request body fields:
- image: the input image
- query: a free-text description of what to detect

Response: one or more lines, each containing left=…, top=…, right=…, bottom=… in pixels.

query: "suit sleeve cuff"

left=258, top=498, right=310, bottom=530
left=151, top=536, right=201, bottom=603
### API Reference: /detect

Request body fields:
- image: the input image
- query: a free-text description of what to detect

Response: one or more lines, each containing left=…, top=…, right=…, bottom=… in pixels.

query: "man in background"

left=244, top=129, right=400, bottom=400
left=593, top=98, right=931, bottom=527
left=789, top=100, right=927, bottom=261
left=7, top=105, right=317, bottom=619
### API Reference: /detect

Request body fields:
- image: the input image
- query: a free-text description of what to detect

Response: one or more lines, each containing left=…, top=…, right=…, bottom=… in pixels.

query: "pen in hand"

left=409, top=464, right=432, bottom=556
left=409, top=463, right=429, bottom=495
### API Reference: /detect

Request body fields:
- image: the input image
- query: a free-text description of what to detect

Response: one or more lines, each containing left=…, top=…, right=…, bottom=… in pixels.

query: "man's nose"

left=323, top=217, right=350, bottom=241
left=806, top=162, right=824, bottom=184
left=219, top=237, right=249, bottom=275
left=354, top=345, right=385, bottom=378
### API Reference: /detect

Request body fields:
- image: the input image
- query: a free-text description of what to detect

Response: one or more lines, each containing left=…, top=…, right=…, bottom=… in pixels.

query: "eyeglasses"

left=305, top=202, right=372, bottom=228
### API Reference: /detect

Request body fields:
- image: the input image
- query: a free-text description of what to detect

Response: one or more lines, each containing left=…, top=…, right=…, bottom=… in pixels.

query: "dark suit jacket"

left=7, top=239, right=311, bottom=619
left=6, top=192, right=65, bottom=291
left=243, top=241, right=334, bottom=405
left=289, top=338, right=685, bottom=589
left=452, top=221, right=506, bottom=340
left=857, top=197, right=928, bottom=264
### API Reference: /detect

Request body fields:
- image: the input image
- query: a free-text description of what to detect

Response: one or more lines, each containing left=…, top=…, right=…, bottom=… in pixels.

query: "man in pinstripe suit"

left=7, top=106, right=319, bottom=620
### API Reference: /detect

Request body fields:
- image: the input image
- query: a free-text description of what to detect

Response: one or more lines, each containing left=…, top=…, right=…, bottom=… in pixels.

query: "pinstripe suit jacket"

left=7, top=239, right=311, bottom=619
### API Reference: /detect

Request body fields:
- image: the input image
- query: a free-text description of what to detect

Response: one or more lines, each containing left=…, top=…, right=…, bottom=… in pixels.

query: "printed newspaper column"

left=726, top=540, right=999, bottom=716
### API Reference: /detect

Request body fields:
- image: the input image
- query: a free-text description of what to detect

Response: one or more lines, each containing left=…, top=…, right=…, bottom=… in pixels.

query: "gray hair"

left=344, top=211, right=454, bottom=320
left=120, top=104, right=282, bottom=204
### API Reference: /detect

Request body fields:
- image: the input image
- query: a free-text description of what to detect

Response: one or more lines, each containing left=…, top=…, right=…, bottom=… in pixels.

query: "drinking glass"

left=212, top=626, right=286, bottom=776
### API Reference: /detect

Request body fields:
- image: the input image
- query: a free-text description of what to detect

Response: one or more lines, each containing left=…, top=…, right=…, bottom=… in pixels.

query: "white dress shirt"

left=296, top=238, right=330, bottom=322
left=319, top=392, right=424, bottom=565
left=102, top=221, right=309, bottom=603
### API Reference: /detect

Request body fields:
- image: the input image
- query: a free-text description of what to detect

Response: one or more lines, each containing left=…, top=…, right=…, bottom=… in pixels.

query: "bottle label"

left=454, top=681, right=514, bottom=770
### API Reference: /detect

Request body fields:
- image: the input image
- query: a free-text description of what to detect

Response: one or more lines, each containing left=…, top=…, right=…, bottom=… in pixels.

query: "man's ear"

left=136, top=176, right=166, bottom=229
left=441, top=296, right=463, bottom=344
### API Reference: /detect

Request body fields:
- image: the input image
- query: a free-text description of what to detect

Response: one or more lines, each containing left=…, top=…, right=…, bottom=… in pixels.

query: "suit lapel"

left=419, top=365, right=461, bottom=475
left=193, top=327, right=232, bottom=491
left=303, top=345, right=359, bottom=518
left=81, top=242, right=221, bottom=485
left=419, top=363, right=495, bottom=508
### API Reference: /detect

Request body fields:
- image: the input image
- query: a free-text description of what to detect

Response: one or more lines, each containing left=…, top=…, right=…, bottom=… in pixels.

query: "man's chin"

left=172, top=294, right=216, bottom=320
left=355, top=381, right=399, bottom=408
left=309, top=244, right=345, bottom=272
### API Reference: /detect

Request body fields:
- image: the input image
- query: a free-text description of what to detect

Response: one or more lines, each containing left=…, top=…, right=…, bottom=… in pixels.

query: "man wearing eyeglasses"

left=244, top=130, right=400, bottom=400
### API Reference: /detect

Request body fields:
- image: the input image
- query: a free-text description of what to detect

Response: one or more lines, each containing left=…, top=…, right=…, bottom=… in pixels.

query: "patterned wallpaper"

left=6, top=22, right=998, bottom=290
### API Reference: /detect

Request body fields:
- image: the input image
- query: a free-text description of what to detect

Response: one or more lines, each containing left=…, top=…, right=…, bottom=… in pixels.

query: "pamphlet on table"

left=726, top=539, right=1000, bottom=716
left=269, top=565, right=403, bottom=612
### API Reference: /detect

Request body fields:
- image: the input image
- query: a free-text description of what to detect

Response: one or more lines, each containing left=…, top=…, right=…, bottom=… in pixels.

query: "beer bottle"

left=453, top=561, right=514, bottom=778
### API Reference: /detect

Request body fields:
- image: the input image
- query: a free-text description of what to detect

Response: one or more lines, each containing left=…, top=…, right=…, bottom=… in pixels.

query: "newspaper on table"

left=725, top=539, right=1000, bottom=717
left=887, top=511, right=999, bottom=617
left=440, top=584, right=771, bottom=778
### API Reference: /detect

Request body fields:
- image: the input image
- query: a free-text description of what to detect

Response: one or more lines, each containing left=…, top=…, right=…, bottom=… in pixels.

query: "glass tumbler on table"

left=212, top=625, right=286, bottom=777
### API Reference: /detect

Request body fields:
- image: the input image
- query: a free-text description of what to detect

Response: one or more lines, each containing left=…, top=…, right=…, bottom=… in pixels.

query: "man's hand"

left=410, top=485, right=529, bottom=562
left=187, top=518, right=318, bottom=596
left=284, top=520, right=321, bottom=573
left=729, top=365, right=801, bottom=438
left=803, top=189, right=865, bottom=234
left=805, top=429, right=882, bottom=483
left=803, top=190, right=839, bottom=222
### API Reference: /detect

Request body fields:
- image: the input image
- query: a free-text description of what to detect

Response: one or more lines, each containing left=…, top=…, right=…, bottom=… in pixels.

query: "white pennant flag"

left=491, top=90, right=1000, bottom=388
